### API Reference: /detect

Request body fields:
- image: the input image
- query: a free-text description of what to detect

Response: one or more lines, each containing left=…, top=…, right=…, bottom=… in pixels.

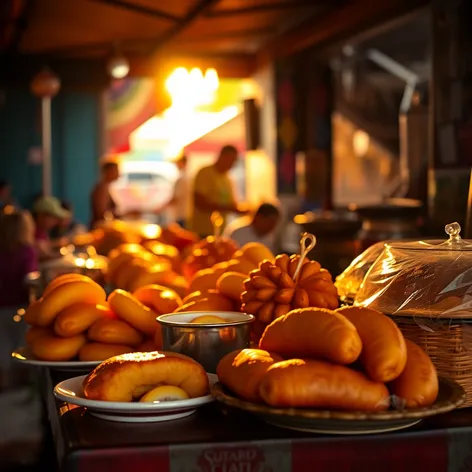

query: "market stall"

left=12, top=220, right=472, bottom=472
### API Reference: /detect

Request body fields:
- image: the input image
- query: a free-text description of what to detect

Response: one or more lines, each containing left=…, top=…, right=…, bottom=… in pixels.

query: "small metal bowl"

left=157, top=312, right=254, bottom=373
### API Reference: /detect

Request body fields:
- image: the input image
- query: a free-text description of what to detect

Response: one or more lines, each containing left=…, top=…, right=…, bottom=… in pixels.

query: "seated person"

left=224, top=203, right=281, bottom=253
left=32, top=196, right=70, bottom=261
left=50, top=200, right=86, bottom=243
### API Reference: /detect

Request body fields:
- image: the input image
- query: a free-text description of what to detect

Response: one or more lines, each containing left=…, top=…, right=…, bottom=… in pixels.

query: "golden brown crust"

left=216, top=349, right=283, bottom=403
left=259, top=359, right=390, bottom=410
left=83, top=351, right=209, bottom=402
left=390, top=339, right=438, bottom=408
left=336, top=306, right=407, bottom=382
left=259, top=307, right=362, bottom=364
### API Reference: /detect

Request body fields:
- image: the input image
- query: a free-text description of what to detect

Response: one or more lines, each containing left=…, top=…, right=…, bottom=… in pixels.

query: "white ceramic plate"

left=54, top=373, right=217, bottom=423
left=12, top=347, right=100, bottom=372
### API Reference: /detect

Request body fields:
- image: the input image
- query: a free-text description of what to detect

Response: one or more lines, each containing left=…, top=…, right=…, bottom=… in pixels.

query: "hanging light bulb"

left=204, top=68, right=219, bottom=93
left=107, top=55, right=130, bottom=79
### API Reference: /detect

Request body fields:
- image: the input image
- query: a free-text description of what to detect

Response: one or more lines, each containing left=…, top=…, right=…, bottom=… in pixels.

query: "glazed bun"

left=83, top=351, right=209, bottom=402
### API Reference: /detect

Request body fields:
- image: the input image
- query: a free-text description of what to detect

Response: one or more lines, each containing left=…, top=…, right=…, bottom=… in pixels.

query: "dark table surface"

left=44, top=369, right=472, bottom=472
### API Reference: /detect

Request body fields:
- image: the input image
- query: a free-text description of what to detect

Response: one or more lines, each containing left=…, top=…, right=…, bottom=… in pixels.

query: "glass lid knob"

left=445, top=222, right=462, bottom=242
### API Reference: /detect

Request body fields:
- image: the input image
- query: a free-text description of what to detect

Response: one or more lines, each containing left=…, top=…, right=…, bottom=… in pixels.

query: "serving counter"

left=43, top=370, right=472, bottom=472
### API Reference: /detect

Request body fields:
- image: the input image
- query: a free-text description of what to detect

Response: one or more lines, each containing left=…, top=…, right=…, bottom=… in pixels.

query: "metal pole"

left=41, top=96, right=52, bottom=196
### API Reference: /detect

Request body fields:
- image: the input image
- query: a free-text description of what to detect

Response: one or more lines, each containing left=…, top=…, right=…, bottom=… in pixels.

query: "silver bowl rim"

left=156, top=311, right=255, bottom=328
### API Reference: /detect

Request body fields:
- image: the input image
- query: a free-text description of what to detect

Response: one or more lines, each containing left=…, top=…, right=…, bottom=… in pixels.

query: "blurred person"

left=90, top=159, right=140, bottom=227
left=0, top=211, right=37, bottom=308
left=0, top=180, right=19, bottom=211
left=51, top=200, right=86, bottom=242
left=190, top=145, right=247, bottom=237
left=154, top=154, right=190, bottom=227
left=224, top=203, right=281, bottom=253
left=32, top=196, right=70, bottom=261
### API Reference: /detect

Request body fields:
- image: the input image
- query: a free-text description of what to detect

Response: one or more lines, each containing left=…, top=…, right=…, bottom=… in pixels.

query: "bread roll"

left=337, top=306, right=407, bottom=382
left=88, top=318, right=143, bottom=346
left=37, top=279, right=107, bottom=327
left=83, top=351, right=209, bottom=402
left=259, top=308, right=362, bottom=365
left=259, top=359, right=390, bottom=410
left=79, top=343, right=133, bottom=361
left=30, top=333, right=86, bottom=361
left=54, top=303, right=114, bottom=337
left=132, top=284, right=182, bottom=315
left=216, top=272, right=247, bottom=302
left=390, top=339, right=438, bottom=408
left=108, top=289, right=158, bottom=335
left=216, top=349, right=283, bottom=402
left=25, top=326, right=50, bottom=347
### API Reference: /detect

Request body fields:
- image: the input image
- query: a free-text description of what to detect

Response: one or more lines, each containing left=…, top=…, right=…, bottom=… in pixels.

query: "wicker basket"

left=392, top=315, right=472, bottom=407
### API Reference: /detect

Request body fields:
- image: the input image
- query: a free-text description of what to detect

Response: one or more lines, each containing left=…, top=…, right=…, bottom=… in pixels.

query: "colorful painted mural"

left=106, top=78, right=158, bottom=153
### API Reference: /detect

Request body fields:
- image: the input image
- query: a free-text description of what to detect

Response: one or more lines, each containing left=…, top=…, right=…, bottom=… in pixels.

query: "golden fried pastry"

left=108, top=289, right=158, bottom=336
left=30, top=333, right=86, bottom=361
left=36, top=279, right=107, bottom=327
left=133, top=284, right=182, bottom=315
left=217, top=349, right=283, bottom=402
left=337, top=306, right=407, bottom=382
left=259, top=307, right=362, bottom=365
left=78, top=342, right=133, bottom=361
left=83, top=351, right=209, bottom=402
left=54, top=303, right=114, bottom=337
left=390, top=339, right=438, bottom=408
left=259, top=359, right=390, bottom=410
left=88, top=318, right=143, bottom=346
left=25, top=326, right=50, bottom=345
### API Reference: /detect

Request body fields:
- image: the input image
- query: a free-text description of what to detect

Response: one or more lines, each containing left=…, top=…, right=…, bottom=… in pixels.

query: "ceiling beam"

left=256, top=0, right=429, bottom=64
left=91, top=0, right=180, bottom=22
left=206, top=0, right=326, bottom=17
left=148, top=0, right=221, bottom=60
left=26, top=25, right=276, bottom=57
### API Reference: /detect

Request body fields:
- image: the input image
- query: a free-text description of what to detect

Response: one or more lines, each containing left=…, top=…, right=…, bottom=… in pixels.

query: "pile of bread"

left=83, top=351, right=210, bottom=403
left=217, top=306, right=439, bottom=410
left=23, top=274, right=182, bottom=361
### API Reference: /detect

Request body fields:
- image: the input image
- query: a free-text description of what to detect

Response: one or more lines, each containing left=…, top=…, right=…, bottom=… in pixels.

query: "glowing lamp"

left=30, top=68, right=61, bottom=98
left=107, top=55, right=130, bottom=79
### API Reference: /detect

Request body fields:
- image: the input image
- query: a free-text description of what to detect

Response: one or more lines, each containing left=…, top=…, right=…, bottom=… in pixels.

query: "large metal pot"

left=294, top=210, right=362, bottom=277
left=353, top=198, right=423, bottom=251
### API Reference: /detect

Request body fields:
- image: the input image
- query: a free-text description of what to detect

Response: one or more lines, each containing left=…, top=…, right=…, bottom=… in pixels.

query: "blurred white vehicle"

left=110, top=161, right=179, bottom=217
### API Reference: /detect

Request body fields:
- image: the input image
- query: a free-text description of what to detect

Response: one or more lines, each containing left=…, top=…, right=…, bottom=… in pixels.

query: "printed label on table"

left=170, top=440, right=292, bottom=472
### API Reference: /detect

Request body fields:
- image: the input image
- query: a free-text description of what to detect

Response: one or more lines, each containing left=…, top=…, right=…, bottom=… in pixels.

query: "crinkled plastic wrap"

left=355, top=223, right=472, bottom=318
left=335, top=242, right=386, bottom=303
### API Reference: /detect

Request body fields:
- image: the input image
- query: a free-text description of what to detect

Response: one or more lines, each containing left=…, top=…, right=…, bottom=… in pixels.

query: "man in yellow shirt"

left=191, top=145, right=246, bottom=237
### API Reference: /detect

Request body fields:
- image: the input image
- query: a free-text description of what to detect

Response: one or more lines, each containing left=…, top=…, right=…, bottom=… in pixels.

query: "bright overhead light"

left=107, top=55, right=130, bottom=79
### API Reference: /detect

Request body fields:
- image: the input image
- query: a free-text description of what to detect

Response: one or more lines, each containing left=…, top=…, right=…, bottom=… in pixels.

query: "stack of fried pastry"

left=83, top=351, right=209, bottom=403
left=172, top=242, right=275, bottom=314
left=23, top=274, right=182, bottom=362
left=217, top=306, right=439, bottom=411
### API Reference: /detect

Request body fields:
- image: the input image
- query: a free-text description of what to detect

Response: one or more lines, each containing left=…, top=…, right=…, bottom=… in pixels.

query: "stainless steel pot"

left=157, top=312, right=254, bottom=373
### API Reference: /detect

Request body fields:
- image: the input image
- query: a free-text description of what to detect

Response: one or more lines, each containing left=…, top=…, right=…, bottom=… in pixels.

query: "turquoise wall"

left=0, top=88, right=101, bottom=225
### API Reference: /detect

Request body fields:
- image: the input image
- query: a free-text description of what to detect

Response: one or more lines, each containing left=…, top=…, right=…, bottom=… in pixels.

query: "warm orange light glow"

left=165, top=67, right=220, bottom=109
left=353, top=130, right=370, bottom=157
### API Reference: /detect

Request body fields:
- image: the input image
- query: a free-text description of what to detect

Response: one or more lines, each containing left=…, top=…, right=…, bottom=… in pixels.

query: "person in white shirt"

left=156, top=155, right=190, bottom=227
left=224, top=203, right=280, bottom=253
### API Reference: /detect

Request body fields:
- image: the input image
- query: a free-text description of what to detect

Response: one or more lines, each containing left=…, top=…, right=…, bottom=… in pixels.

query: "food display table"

left=44, top=371, right=472, bottom=472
